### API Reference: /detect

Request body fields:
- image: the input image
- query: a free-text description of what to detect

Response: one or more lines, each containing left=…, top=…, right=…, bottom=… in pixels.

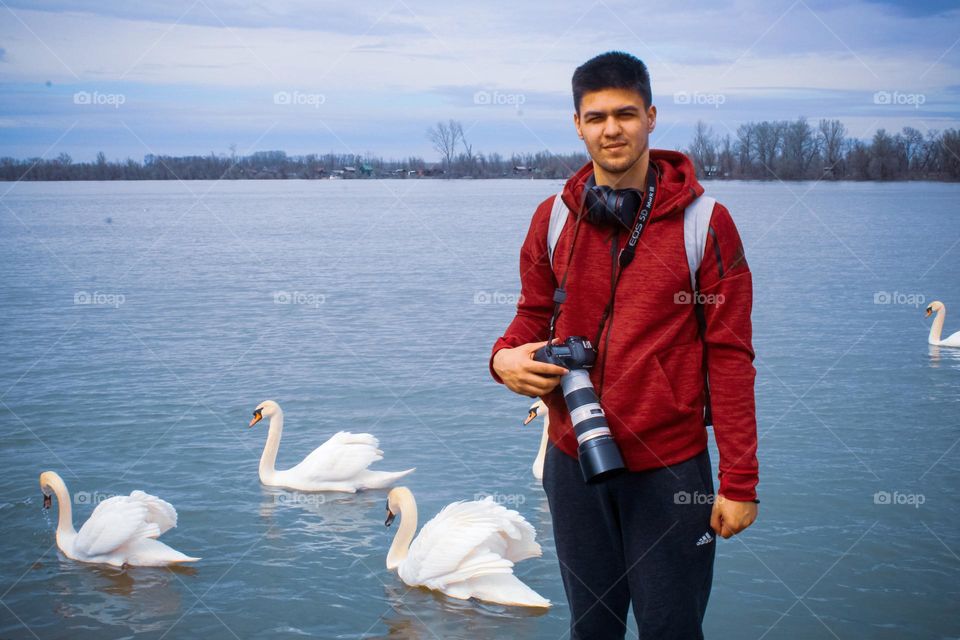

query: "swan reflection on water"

left=369, top=583, right=548, bottom=640
left=928, top=343, right=960, bottom=367
left=257, top=485, right=382, bottom=554
left=46, top=559, right=189, bottom=633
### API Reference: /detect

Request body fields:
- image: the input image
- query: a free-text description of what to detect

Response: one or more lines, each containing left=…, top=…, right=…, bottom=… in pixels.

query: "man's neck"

left=593, top=152, right=650, bottom=190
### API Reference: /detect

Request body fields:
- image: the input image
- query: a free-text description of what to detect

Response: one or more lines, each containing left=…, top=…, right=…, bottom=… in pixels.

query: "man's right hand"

left=493, top=340, right=569, bottom=398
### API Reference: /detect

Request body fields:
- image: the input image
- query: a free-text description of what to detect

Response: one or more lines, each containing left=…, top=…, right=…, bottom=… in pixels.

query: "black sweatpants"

left=542, top=444, right=716, bottom=640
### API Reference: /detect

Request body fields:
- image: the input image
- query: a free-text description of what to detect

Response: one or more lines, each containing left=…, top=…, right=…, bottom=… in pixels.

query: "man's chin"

left=594, top=156, right=640, bottom=176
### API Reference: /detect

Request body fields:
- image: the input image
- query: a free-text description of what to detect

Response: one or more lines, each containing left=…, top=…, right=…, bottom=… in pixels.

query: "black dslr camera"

left=534, top=336, right=625, bottom=482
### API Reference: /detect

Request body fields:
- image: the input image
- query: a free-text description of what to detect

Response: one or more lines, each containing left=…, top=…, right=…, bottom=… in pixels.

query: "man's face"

left=574, top=87, right=657, bottom=177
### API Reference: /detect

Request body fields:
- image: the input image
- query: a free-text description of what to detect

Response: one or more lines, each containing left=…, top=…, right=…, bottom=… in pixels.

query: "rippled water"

left=1, top=178, right=958, bottom=639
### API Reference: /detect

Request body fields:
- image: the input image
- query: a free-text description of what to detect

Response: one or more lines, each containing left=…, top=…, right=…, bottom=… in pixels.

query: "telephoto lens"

left=534, top=337, right=625, bottom=483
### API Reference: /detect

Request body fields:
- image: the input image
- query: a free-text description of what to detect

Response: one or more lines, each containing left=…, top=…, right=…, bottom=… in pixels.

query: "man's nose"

left=602, top=117, right=622, bottom=138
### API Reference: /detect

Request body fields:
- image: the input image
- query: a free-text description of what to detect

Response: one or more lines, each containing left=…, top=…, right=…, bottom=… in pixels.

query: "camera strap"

left=593, top=168, right=657, bottom=344
left=547, top=166, right=658, bottom=350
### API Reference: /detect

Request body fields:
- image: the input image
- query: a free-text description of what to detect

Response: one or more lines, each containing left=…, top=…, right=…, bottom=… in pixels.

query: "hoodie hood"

left=560, top=149, right=703, bottom=221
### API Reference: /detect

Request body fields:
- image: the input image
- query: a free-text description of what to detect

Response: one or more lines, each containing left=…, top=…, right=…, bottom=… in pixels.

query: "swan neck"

left=930, top=307, right=945, bottom=344
left=534, top=411, right=550, bottom=475
left=259, top=411, right=283, bottom=480
left=386, top=493, right=417, bottom=570
left=47, top=476, right=76, bottom=538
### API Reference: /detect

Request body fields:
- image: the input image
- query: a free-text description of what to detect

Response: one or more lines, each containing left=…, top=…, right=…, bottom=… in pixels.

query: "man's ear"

left=573, top=112, right=583, bottom=139
left=647, top=105, right=657, bottom=133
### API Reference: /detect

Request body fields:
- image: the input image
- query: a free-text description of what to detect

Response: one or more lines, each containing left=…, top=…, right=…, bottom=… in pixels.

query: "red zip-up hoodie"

left=490, top=150, right=759, bottom=501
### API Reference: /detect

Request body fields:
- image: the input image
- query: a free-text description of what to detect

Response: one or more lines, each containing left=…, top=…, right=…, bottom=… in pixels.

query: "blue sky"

left=1, top=0, right=958, bottom=162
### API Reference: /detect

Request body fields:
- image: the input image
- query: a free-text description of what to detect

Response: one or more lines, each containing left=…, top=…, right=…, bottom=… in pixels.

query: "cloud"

left=0, top=0, right=957, bottom=160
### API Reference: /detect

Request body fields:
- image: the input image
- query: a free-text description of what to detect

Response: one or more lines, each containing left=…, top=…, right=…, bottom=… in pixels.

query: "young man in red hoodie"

left=490, top=51, right=759, bottom=639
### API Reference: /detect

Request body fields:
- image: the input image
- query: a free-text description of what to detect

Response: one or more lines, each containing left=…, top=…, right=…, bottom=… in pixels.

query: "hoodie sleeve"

left=489, top=196, right=559, bottom=383
left=697, top=202, right=759, bottom=502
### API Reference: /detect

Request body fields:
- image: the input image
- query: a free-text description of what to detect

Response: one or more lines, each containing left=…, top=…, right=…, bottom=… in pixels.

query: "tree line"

left=2, top=118, right=958, bottom=181
left=0, top=146, right=588, bottom=181
left=685, top=118, right=960, bottom=180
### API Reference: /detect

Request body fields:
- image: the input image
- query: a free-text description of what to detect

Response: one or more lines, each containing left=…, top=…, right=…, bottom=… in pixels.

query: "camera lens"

left=560, top=370, right=625, bottom=483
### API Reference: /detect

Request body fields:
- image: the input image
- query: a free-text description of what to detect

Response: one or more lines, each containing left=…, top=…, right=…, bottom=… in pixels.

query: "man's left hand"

left=710, top=494, right=757, bottom=538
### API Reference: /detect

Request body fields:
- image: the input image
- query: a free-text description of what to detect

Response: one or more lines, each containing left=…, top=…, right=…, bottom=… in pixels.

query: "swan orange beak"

left=42, top=494, right=51, bottom=509
left=248, top=410, right=263, bottom=428
left=925, top=307, right=932, bottom=317
left=385, top=507, right=396, bottom=527
left=523, top=407, right=539, bottom=426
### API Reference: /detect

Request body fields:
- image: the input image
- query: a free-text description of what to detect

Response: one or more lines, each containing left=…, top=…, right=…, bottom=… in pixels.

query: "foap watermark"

left=873, top=291, right=925, bottom=308
left=474, top=492, right=526, bottom=507
left=73, top=91, right=126, bottom=108
left=474, top=290, right=523, bottom=305
left=473, top=90, right=526, bottom=109
left=674, top=490, right=715, bottom=505
left=74, top=491, right=118, bottom=506
left=273, top=290, right=326, bottom=308
left=74, top=291, right=125, bottom=308
left=274, top=492, right=326, bottom=507
left=872, top=90, right=925, bottom=109
left=673, top=91, right=726, bottom=108
left=273, top=90, right=326, bottom=108
left=873, top=490, right=925, bottom=509
left=674, top=291, right=725, bottom=305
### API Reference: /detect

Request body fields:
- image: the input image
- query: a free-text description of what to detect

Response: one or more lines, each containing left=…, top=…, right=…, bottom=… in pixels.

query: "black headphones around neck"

left=581, top=170, right=655, bottom=229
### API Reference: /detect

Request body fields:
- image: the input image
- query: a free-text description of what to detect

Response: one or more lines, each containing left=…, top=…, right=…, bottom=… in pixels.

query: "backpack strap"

left=546, top=191, right=568, bottom=267
left=683, top=195, right=716, bottom=427
left=683, top=195, right=716, bottom=293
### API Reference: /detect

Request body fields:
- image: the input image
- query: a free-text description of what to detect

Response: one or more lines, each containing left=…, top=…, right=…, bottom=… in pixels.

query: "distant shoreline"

left=4, top=115, right=959, bottom=183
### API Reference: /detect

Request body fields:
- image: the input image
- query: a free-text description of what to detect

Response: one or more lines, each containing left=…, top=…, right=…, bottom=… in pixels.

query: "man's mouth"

left=603, top=142, right=626, bottom=150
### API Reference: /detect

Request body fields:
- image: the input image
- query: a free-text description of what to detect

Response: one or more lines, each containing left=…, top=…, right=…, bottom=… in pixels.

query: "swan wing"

left=127, top=490, right=178, bottom=535
left=289, top=431, right=383, bottom=482
left=73, top=496, right=162, bottom=558
left=403, top=497, right=542, bottom=587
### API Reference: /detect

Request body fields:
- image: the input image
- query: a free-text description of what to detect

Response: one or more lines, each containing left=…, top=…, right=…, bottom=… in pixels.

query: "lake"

left=1, top=178, right=958, bottom=639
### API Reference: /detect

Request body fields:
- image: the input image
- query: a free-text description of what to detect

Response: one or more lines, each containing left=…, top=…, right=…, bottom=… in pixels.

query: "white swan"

left=523, top=400, right=549, bottom=481
left=384, top=486, right=550, bottom=608
left=39, top=471, right=199, bottom=567
left=926, top=301, right=960, bottom=347
left=249, top=400, right=414, bottom=492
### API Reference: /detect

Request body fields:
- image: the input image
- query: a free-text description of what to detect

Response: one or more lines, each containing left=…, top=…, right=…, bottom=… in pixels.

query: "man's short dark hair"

left=572, top=51, right=652, bottom=113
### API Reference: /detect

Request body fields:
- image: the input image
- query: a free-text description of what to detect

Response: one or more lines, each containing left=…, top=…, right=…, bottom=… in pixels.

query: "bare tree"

left=818, top=119, right=846, bottom=177
left=735, top=123, right=755, bottom=177
left=900, top=126, right=923, bottom=173
left=780, top=117, right=816, bottom=179
left=426, top=119, right=464, bottom=170
left=687, top=120, right=718, bottom=177
left=753, top=121, right=783, bottom=177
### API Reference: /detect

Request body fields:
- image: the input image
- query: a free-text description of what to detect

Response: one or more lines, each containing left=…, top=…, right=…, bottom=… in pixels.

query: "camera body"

left=534, top=336, right=625, bottom=483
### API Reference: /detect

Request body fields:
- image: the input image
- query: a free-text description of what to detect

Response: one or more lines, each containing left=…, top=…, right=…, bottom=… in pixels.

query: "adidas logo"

left=696, top=531, right=714, bottom=546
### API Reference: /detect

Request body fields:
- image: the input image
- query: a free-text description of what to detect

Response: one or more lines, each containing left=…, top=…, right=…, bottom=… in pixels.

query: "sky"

left=1, top=0, right=958, bottom=163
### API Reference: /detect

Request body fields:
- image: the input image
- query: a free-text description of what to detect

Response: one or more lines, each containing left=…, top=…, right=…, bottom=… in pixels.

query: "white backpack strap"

left=683, top=195, right=716, bottom=292
left=546, top=190, right=568, bottom=267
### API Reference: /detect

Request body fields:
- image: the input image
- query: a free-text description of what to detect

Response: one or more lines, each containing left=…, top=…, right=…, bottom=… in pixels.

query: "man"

left=489, top=51, right=759, bottom=639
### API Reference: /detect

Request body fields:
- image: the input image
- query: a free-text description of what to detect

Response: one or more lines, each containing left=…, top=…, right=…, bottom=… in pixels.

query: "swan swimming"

left=384, top=486, right=550, bottom=608
left=925, top=301, right=960, bottom=347
left=523, top=400, right=550, bottom=481
left=249, top=400, right=414, bottom=492
left=39, top=471, right=199, bottom=567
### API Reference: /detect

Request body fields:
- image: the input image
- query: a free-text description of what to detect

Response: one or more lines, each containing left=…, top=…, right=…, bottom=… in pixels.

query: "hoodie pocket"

left=653, top=341, right=703, bottom=415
